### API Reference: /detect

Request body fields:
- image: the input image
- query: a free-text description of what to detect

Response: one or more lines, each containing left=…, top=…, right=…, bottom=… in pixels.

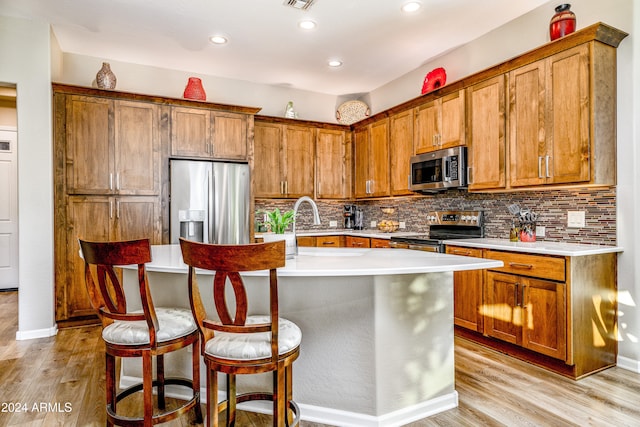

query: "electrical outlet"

left=329, top=220, right=338, bottom=228
left=370, top=220, right=377, bottom=228
left=537, top=226, right=546, bottom=238
left=399, top=221, right=406, bottom=229
left=567, top=211, right=586, bottom=228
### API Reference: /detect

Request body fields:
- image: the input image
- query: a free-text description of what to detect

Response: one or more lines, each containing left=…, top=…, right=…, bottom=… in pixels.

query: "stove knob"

left=471, top=215, right=478, bottom=222
left=461, top=215, right=468, bottom=221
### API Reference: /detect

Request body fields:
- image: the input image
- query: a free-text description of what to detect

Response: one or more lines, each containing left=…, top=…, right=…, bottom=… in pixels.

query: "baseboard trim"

left=617, top=355, right=640, bottom=373
left=120, top=375, right=457, bottom=426
left=16, top=324, right=58, bottom=340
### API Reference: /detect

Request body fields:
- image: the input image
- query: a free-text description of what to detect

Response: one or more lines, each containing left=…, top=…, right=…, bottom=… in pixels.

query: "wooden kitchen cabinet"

left=61, top=195, right=161, bottom=322
left=508, top=45, right=591, bottom=188
left=484, top=271, right=566, bottom=360
left=450, top=243, right=618, bottom=378
left=389, top=110, right=414, bottom=196
left=171, top=107, right=248, bottom=160
left=466, top=75, right=507, bottom=191
left=65, top=97, right=161, bottom=195
left=353, top=119, right=390, bottom=198
left=254, top=120, right=315, bottom=198
left=446, top=246, right=484, bottom=332
left=414, top=90, right=465, bottom=154
left=483, top=250, right=567, bottom=360
left=345, top=236, right=370, bottom=248
left=316, top=128, right=351, bottom=199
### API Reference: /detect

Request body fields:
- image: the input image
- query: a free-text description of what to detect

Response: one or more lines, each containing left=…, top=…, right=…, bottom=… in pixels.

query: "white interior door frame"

left=0, top=127, right=18, bottom=289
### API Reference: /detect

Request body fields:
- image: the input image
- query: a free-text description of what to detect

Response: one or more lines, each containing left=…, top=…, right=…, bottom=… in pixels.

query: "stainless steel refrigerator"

left=170, top=160, right=250, bottom=244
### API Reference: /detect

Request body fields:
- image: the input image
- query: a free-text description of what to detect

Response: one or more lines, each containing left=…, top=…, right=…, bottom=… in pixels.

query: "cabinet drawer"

left=485, top=250, right=565, bottom=282
left=316, top=235, right=343, bottom=247
left=370, top=238, right=390, bottom=248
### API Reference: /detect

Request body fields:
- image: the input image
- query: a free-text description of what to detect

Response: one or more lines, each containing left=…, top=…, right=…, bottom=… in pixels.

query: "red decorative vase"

left=183, top=77, right=206, bottom=100
left=549, top=4, right=576, bottom=41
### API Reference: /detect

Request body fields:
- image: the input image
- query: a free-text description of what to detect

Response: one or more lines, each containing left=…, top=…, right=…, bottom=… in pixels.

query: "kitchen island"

left=120, top=245, right=502, bottom=427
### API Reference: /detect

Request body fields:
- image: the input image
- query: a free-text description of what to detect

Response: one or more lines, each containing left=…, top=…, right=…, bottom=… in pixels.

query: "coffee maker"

left=343, top=205, right=357, bottom=229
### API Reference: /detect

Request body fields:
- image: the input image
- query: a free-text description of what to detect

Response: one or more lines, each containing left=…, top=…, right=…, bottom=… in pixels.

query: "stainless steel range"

left=389, top=210, right=484, bottom=252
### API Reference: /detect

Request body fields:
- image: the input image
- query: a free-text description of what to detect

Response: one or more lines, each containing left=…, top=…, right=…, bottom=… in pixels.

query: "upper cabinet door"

left=170, top=107, right=211, bottom=157
left=439, top=90, right=466, bottom=149
left=254, top=122, right=284, bottom=198
left=66, top=96, right=113, bottom=194
left=389, top=110, right=414, bottom=196
left=353, top=127, right=370, bottom=199
left=114, top=101, right=160, bottom=195
left=414, top=101, right=439, bottom=154
left=369, top=118, right=390, bottom=197
left=211, top=111, right=248, bottom=160
left=284, top=125, right=315, bottom=198
left=508, top=60, right=547, bottom=188
left=316, top=129, right=351, bottom=199
left=547, top=45, right=590, bottom=185
left=467, top=75, right=506, bottom=191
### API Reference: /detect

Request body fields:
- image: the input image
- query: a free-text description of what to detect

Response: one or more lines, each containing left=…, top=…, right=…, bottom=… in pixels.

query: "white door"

left=0, top=129, right=18, bottom=289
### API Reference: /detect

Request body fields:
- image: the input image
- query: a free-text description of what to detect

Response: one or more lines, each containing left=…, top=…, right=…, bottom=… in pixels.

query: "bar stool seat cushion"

left=102, top=307, right=197, bottom=345
left=205, top=315, right=301, bottom=361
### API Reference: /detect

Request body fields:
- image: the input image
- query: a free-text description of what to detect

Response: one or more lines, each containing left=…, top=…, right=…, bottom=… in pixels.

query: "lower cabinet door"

left=483, top=271, right=522, bottom=345
left=522, top=278, right=566, bottom=360
left=62, top=196, right=111, bottom=321
left=447, top=246, right=483, bottom=332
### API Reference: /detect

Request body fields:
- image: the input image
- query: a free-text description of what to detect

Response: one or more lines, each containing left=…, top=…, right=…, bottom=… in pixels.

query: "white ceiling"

left=1, top=0, right=550, bottom=95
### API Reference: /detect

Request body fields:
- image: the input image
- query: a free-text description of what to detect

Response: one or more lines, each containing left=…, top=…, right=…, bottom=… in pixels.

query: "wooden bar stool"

left=79, top=238, right=203, bottom=427
left=179, top=238, right=301, bottom=427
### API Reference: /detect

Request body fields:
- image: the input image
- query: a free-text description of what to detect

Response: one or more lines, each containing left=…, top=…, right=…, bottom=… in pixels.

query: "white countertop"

left=143, top=244, right=502, bottom=277
left=443, top=238, right=623, bottom=256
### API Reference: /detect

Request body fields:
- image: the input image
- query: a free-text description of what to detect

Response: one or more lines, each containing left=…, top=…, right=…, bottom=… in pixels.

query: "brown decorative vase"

left=183, top=77, right=206, bottom=100
left=549, top=4, right=576, bottom=41
left=96, top=62, right=117, bottom=90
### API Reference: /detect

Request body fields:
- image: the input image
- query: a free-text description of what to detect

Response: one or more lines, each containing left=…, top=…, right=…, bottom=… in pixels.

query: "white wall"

left=58, top=54, right=339, bottom=123
left=0, top=15, right=56, bottom=339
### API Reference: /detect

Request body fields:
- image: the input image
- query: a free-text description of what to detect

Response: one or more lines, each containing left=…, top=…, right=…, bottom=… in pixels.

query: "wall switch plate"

left=371, top=221, right=377, bottom=228
left=567, top=211, right=586, bottom=228
left=329, top=220, right=338, bottom=228
left=399, top=221, right=406, bottom=229
left=536, top=226, right=546, bottom=237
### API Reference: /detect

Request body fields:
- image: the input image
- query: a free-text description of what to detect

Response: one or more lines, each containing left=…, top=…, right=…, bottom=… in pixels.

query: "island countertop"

left=145, top=244, right=504, bottom=276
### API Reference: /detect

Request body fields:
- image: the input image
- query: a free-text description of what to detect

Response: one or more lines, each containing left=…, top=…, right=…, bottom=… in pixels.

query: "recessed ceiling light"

left=402, top=2, right=421, bottom=13
left=209, top=35, right=228, bottom=45
left=328, top=59, right=343, bottom=67
left=298, top=20, right=317, bottom=30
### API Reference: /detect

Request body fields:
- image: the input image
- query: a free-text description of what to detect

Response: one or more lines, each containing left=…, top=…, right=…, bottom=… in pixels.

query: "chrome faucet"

left=292, top=196, right=321, bottom=255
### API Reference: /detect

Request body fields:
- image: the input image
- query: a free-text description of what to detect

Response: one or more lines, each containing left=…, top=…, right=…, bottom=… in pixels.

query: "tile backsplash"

left=255, top=186, right=617, bottom=245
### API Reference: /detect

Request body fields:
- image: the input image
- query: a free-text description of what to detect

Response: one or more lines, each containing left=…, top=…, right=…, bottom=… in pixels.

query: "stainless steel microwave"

left=410, top=146, right=467, bottom=192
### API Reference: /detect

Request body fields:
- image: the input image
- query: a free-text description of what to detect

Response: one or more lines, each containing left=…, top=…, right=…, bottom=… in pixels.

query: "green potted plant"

left=263, top=208, right=295, bottom=234
left=260, top=208, right=296, bottom=258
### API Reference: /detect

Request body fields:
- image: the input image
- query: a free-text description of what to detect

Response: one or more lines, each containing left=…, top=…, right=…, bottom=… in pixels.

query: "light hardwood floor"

left=1, top=290, right=639, bottom=426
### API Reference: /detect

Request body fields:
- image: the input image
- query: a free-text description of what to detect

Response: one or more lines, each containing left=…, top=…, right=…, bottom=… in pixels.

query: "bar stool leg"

left=106, top=353, right=116, bottom=427
left=157, top=354, right=165, bottom=410
left=143, top=351, right=153, bottom=427
left=227, top=374, right=237, bottom=427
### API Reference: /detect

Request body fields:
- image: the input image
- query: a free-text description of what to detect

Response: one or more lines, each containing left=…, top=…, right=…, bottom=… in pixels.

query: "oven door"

left=389, top=241, right=442, bottom=252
